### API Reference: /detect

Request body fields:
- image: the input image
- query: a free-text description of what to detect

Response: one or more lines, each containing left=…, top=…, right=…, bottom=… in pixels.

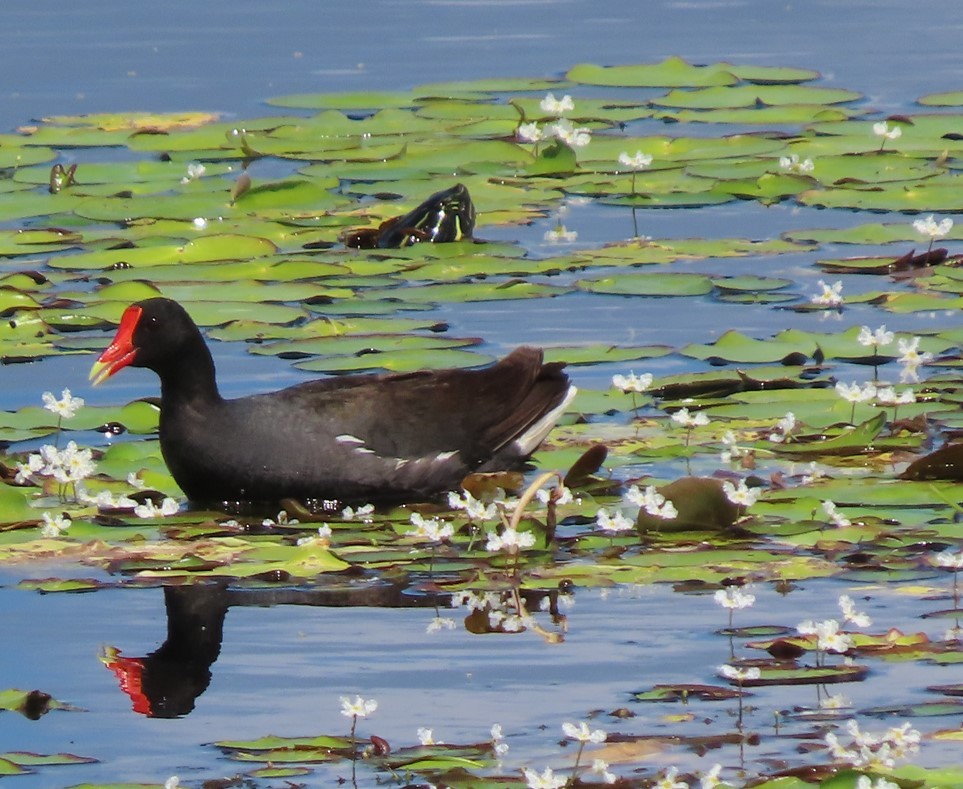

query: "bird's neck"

left=157, top=341, right=222, bottom=407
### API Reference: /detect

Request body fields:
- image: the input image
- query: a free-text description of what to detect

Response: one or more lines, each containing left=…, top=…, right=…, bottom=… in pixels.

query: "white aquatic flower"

left=549, top=118, right=591, bottom=148
left=133, top=497, right=180, bottom=519
left=872, top=121, right=902, bottom=140
left=592, top=758, right=617, bottom=784
left=912, top=214, right=953, bottom=239
left=539, top=92, right=575, bottom=115
left=180, top=162, right=206, bottom=183
left=670, top=407, right=709, bottom=427
left=779, top=153, right=814, bottom=174
left=625, top=485, right=677, bottom=519
left=192, top=217, right=208, bottom=230
left=714, top=586, right=756, bottom=610
left=896, top=337, right=933, bottom=383
left=517, top=121, right=546, bottom=143
left=15, top=453, right=45, bottom=484
left=535, top=484, right=573, bottom=506
left=340, top=695, right=378, bottom=718
left=820, top=692, right=852, bottom=710
left=699, top=764, right=723, bottom=789
left=417, top=726, right=440, bottom=745
left=838, top=594, right=872, bottom=627
left=40, top=511, right=71, bottom=538
left=654, top=766, right=690, bottom=789
left=811, top=279, right=844, bottom=306
left=720, top=430, right=746, bottom=462
left=486, top=526, right=536, bottom=552
left=126, top=472, right=147, bottom=489
left=595, top=507, right=634, bottom=533
left=448, top=489, right=497, bottom=520
left=341, top=503, right=374, bottom=521
left=835, top=381, right=877, bottom=404
left=821, top=500, right=852, bottom=527
left=425, top=616, right=456, bottom=634
left=876, top=387, right=916, bottom=406
left=934, top=548, right=963, bottom=570
left=612, top=371, right=653, bottom=393
left=718, top=664, right=761, bottom=682
left=722, top=479, right=761, bottom=508
left=798, top=618, right=853, bottom=653
left=543, top=224, right=578, bottom=244
left=857, top=324, right=894, bottom=348
left=618, top=150, right=653, bottom=170
left=522, top=766, right=567, bottom=789
left=561, top=720, right=606, bottom=743
left=407, top=512, right=454, bottom=542
left=42, top=388, right=84, bottom=419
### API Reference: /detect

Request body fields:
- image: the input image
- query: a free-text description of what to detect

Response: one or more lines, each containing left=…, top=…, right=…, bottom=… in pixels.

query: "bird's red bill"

left=89, top=304, right=143, bottom=385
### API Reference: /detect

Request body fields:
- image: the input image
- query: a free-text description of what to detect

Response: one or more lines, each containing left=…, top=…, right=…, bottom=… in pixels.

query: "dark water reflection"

left=4, top=571, right=962, bottom=786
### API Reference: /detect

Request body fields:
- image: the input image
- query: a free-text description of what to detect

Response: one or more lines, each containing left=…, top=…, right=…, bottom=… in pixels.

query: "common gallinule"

left=90, top=298, right=575, bottom=507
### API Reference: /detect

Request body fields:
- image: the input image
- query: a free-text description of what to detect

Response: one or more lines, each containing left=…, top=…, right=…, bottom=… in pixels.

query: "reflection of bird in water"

left=100, top=581, right=572, bottom=717
left=100, top=581, right=442, bottom=718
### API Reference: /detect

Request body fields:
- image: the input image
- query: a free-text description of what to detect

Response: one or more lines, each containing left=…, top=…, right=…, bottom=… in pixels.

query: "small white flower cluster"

left=797, top=617, right=853, bottom=654
left=720, top=430, right=747, bottom=463
left=296, top=524, right=333, bottom=546
left=406, top=511, right=455, bottom=543
left=339, top=694, right=378, bottom=719
left=933, top=548, right=963, bottom=570
left=875, top=386, right=916, bottom=407
left=522, top=766, right=566, bottom=789
left=40, top=511, right=71, bottom=538
left=896, top=336, right=933, bottom=383
left=16, top=441, right=96, bottom=489
left=448, top=489, right=499, bottom=521
left=671, top=407, right=710, bottom=428
left=872, top=120, right=903, bottom=143
left=625, top=484, right=678, bottom=520
left=417, top=726, right=441, bottom=745
left=779, top=153, right=815, bottom=174
left=543, top=223, right=578, bottom=244
left=517, top=93, right=592, bottom=150
left=713, top=585, right=756, bottom=611
left=768, top=411, right=796, bottom=444
left=822, top=500, right=852, bottom=528
left=718, top=663, right=761, bottom=683
left=835, top=380, right=877, bottom=405
left=612, top=371, right=654, bottom=394
left=261, top=509, right=299, bottom=527
left=133, top=497, right=180, bottom=519
left=912, top=213, right=953, bottom=240
left=618, top=150, right=653, bottom=171
left=722, top=479, right=761, bottom=509
left=180, top=162, right=206, bottom=184
left=595, top=507, right=634, bottom=533
left=490, top=723, right=509, bottom=759
left=341, top=503, right=374, bottom=521
left=486, top=525, right=536, bottom=553
left=838, top=594, right=872, bottom=628
left=825, top=718, right=921, bottom=770
left=811, top=279, right=844, bottom=307
left=649, top=764, right=723, bottom=789
left=857, top=324, right=894, bottom=350
left=452, top=590, right=533, bottom=633
left=42, top=388, right=84, bottom=419
left=535, top=484, right=574, bottom=508
left=561, top=719, right=606, bottom=744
